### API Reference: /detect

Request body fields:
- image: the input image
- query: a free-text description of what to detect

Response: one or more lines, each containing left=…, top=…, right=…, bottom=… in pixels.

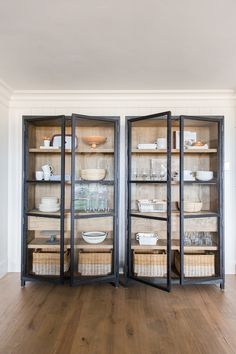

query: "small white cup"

left=184, top=170, right=194, bottom=180
left=156, top=138, right=167, bottom=149
left=43, top=139, right=50, bottom=147
left=35, top=171, right=44, bottom=180
left=44, top=172, right=51, bottom=181
left=42, top=164, right=52, bottom=175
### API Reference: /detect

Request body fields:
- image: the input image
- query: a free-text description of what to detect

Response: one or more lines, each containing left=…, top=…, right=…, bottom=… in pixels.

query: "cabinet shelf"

left=131, top=239, right=218, bottom=251
left=130, top=210, right=218, bottom=219
left=74, top=180, right=114, bottom=185
left=74, top=211, right=114, bottom=219
left=28, top=238, right=69, bottom=249
left=26, top=180, right=69, bottom=184
left=26, top=209, right=70, bottom=218
left=29, top=148, right=114, bottom=154
left=29, top=148, right=71, bottom=153
left=28, top=238, right=113, bottom=250
left=184, top=179, right=217, bottom=185
left=131, top=148, right=217, bottom=154
left=129, top=180, right=217, bottom=185
left=26, top=180, right=114, bottom=185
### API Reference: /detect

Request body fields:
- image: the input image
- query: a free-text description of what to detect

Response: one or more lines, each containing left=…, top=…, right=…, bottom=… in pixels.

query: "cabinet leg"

left=110, top=281, right=119, bottom=288
left=220, top=280, right=225, bottom=290
left=21, top=279, right=25, bottom=288
left=119, top=275, right=129, bottom=287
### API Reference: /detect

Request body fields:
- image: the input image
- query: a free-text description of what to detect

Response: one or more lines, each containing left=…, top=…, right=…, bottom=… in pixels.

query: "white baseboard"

left=0, top=259, right=8, bottom=278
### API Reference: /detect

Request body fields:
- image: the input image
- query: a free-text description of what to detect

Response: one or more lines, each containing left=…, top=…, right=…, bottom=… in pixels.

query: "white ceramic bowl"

left=196, top=171, right=213, bottom=181
left=82, top=231, right=107, bottom=244
left=80, top=169, right=106, bottom=181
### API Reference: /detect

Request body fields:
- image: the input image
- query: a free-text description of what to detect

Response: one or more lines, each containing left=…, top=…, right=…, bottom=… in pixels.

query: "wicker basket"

left=133, top=251, right=167, bottom=277
left=175, top=251, right=215, bottom=277
left=78, top=251, right=112, bottom=276
left=32, top=250, right=70, bottom=275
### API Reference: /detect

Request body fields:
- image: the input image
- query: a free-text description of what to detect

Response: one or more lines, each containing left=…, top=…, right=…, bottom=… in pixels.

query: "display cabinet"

left=125, top=113, right=224, bottom=291
left=21, top=114, right=120, bottom=287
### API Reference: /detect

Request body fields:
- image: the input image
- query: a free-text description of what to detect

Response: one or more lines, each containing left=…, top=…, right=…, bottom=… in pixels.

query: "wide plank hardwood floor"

left=0, top=274, right=236, bottom=354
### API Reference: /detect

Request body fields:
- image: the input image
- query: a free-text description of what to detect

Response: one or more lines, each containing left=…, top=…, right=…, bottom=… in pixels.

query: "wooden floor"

left=1, top=274, right=236, bottom=354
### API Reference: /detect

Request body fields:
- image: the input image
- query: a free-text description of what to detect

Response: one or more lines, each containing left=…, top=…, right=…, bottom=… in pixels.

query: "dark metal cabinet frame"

left=21, top=114, right=120, bottom=287
left=125, top=113, right=224, bottom=292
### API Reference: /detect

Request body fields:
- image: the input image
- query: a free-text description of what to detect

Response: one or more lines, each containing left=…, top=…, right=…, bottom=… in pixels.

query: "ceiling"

left=0, top=0, right=236, bottom=90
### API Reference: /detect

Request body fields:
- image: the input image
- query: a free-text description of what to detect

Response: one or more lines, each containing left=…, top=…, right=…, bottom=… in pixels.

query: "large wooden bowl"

left=82, top=136, right=107, bottom=149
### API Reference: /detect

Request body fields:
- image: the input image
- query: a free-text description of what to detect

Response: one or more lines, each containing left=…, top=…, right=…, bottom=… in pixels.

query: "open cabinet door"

left=126, top=111, right=172, bottom=291
left=70, top=114, right=120, bottom=286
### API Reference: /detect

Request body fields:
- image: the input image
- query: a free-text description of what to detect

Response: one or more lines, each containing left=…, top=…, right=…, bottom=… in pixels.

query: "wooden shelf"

left=27, top=209, right=70, bottom=217
left=30, top=148, right=215, bottom=154
left=28, top=238, right=70, bottom=249
left=74, top=180, right=114, bottom=185
left=27, top=209, right=113, bottom=218
left=26, top=180, right=70, bottom=184
left=74, top=211, right=114, bottom=219
left=131, top=239, right=218, bottom=251
left=131, top=148, right=217, bottom=154
left=130, top=210, right=218, bottom=218
left=130, top=180, right=217, bottom=185
left=76, top=149, right=114, bottom=154
left=29, top=148, right=70, bottom=153
left=27, top=238, right=113, bottom=250
left=29, top=148, right=114, bottom=154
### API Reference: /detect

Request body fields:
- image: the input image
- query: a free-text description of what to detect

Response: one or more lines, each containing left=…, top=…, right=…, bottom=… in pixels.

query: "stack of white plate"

left=38, top=197, right=60, bottom=212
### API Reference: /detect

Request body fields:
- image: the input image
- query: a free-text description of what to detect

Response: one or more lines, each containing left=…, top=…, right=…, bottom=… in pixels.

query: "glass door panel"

left=127, top=112, right=172, bottom=291
left=179, top=116, right=223, bottom=283
left=22, top=116, right=66, bottom=283
left=71, top=114, right=119, bottom=285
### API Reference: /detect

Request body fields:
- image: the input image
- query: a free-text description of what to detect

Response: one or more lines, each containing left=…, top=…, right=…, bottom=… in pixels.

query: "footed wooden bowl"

left=82, top=136, right=107, bottom=149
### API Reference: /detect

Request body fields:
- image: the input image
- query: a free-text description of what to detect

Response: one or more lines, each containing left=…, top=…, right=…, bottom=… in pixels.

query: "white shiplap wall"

left=0, top=80, right=11, bottom=277
left=7, top=90, right=236, bottom=274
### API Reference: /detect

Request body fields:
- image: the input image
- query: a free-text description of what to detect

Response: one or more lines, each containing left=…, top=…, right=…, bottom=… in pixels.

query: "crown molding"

left=8, top=89, right=236, bottom=109
left=0, top=79, right=13, bottom=107
left=10, top=89, right=235, bottom=100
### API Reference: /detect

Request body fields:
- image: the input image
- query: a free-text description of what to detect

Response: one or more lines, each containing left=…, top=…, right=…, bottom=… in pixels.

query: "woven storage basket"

left=175, top=251, right=215, bottom=277
left=32, top=250, right=70, bottom=275
left=78, top=251, right=112, bottom=276
left=133, top=251, right=167, bottom=277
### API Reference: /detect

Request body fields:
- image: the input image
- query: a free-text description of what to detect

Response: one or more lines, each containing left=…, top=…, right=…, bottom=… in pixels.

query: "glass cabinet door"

left=22, top=116, right=66, bottom=285
left=179, top=116, right=224, bottom=286
left=126, top=112, right=172, bottom=291
left=70, top=114, right=119, bottom=286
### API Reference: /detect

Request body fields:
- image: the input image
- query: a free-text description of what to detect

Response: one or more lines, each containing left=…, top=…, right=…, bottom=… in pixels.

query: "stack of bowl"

left=38, top=197, right=60, bottom=212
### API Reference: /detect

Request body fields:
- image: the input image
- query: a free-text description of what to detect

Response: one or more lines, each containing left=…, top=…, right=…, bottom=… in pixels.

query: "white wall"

left=8, top=90, right=236, bottom=274
left=0, top=81, right=10, bottom=277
